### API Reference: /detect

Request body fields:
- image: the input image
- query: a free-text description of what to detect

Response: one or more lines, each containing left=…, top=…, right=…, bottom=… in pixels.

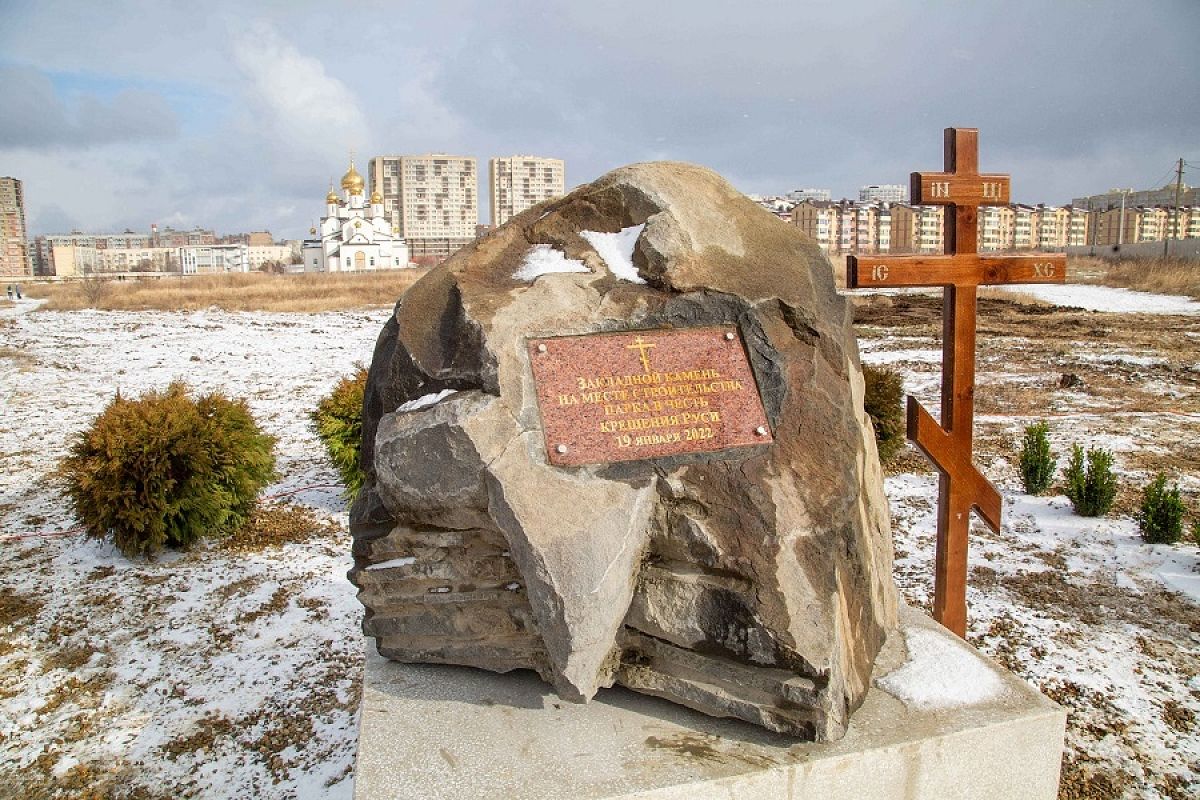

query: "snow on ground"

left=1, top=300, right=383, bottom=799
left=3, top=289, right=1200, bottom=798
left=847, top=283, right=1200, bottom=316
left=993, top=284, right=1200, bottom=315
left=862, top=294, right=1200, bottom=798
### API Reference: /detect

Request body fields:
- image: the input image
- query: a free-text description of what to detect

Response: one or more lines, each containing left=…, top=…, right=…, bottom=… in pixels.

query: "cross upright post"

left=848, top=127, right=1066, bottom=637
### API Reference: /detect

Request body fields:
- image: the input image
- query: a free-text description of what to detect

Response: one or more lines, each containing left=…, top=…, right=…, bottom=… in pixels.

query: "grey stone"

left=350, top=161, right=898, bottom=741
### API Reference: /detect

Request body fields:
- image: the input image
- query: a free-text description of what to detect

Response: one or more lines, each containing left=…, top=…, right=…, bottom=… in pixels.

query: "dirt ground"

left=855, top=292, right=1200, bottom=799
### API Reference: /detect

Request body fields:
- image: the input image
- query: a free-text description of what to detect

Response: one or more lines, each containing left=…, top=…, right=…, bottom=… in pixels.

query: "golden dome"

left=326, top=187, right=339, bottom=204
left=340, top=160, right=365, bottom=195
left=370, top=189, right=383, bottom=205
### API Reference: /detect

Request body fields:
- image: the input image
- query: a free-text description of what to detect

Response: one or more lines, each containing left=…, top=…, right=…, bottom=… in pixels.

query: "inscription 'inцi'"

left=528, top=327, right=772, bottom=466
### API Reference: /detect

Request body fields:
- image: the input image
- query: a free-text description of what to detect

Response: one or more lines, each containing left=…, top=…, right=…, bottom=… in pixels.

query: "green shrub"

left=1019, top=421, right=1055, bottom=495
left=60, top=382, right=276, bottom=558
left=862, top=364, right=905, bottom=464
left=1191, top=517, right=1200, bottom=547
left=312, top=367, right=367, bottom=499
left=1137, top=474, right=1185, bottom=544
left=1062, top=444, right=1118, bottom=517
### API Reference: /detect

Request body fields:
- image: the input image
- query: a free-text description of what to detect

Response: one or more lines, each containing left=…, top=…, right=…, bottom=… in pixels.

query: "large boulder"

left=349, top=162, right=897, bottom=741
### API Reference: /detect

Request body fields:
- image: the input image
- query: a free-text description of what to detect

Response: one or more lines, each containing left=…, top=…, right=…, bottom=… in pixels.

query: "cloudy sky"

left=1, top=0, right=1196, bottom=238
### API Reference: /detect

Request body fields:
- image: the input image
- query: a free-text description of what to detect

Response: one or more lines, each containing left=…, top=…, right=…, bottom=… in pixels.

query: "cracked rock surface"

left=349, top=161, right=897, bottom=741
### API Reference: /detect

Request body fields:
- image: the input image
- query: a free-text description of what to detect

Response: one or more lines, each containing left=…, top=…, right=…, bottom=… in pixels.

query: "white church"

left=302, top=159, right=411, bottom=272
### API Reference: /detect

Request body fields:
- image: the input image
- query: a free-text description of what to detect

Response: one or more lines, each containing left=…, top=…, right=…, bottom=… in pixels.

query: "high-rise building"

left=368, top=154, right=478, bottom=261
left=859, top=184, right=908, bottom=203
left=1, top=177, right=30, bottom=277
left=489, top=156, right=565, bottom=227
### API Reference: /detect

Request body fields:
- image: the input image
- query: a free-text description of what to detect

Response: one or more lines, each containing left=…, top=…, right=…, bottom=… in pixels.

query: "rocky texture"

left=349, top=162, right=897, bottom=741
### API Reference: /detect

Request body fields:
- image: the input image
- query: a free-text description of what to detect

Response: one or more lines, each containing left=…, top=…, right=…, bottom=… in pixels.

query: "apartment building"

left=45, top=244, right=175, bottom=275
left=1, top=177, right=31, bottom=277
left=885, top=205, right=943, bottom=254
left=152, top=225, right=215, bottom=248
left=1067, top=207, right=1090, bottom=246
left=859, top=184, right=908, bottom=203
left=978, top=205, right=1015, bottom=252
left=369, top=154, right=477, bottom=260
left=48, top=245, right=97, bottom=277
left=790, top=201, right=841, bottom=253
left=95, top=247, right=175, bottom=272
left=851, top=203, right=889, bottom=254
left=1087, top=205, right=1183, bottom=247
left=179, top=244, right=249, bottom=274
left=1072, top=184, right=1198, bottom=212
left=247, top=245, right=295, bottom=270
left=913, top=206, right=945, bottom=253
left=787, top=188, right=831, bottom=203
left=489, top=156, right=565, bottom=227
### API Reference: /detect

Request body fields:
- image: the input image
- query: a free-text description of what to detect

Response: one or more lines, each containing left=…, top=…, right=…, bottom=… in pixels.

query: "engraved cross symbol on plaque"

left=848, top=127, right=1066, bottom=637
left=626, top=335, right=656, bottom=373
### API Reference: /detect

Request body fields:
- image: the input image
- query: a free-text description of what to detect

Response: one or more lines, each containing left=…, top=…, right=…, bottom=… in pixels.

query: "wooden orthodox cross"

left=848, top=128, right=1066, bottom=637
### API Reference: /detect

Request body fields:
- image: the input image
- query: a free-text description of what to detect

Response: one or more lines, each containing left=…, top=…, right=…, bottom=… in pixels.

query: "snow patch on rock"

left=397, top=389, right=458, bottom=412
left=580, top=224, right=646, bottom=284
left=513, top=244, right=589, bottom=281
left=366, top=556, right=417, bottom=571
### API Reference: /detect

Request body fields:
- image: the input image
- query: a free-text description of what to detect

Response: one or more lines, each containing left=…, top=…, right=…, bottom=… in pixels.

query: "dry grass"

left=24, top=269, right=430, bottom=312
left=217, top=501, right=341, bottom=553
left=1076, top=255, right=1200, bottom=300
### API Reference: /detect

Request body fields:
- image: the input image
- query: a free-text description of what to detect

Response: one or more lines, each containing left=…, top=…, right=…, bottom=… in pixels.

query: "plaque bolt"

left=755, top=426, right=768, bottom=436
left=555, top=444, right=568, bottom=454
left=537, top=343, right=547, bottom=353
left=724, top=331, right=735, bottom=341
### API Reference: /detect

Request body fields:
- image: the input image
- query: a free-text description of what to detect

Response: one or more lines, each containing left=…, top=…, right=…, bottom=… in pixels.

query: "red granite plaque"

left=527, top=326, right=774, bottom=467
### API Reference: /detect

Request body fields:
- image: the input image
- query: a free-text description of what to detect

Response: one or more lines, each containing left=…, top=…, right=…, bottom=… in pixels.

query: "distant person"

left=14, top=284, right=21, bottom=300
left=5, top=284, right=11, bottom=300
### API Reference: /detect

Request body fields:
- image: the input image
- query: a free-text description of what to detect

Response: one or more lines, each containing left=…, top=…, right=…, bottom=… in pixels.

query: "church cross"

left=848, top=128, right=1066, bottom=637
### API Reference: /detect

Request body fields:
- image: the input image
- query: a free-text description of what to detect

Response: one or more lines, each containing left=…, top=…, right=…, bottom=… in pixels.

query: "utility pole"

left=1166, top=158, right=1184, bottom=258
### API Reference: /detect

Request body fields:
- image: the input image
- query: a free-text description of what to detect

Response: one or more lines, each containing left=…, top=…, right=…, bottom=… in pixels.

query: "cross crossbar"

left=847, top=127, right=1066, bottom=637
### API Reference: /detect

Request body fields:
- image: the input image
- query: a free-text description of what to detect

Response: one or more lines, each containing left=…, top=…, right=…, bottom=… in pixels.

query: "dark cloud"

left=29, top=202, right=80, bottom=234
left=0, top=66, right=179, bottom=149
left=1, top=1, right=1196, bottom=236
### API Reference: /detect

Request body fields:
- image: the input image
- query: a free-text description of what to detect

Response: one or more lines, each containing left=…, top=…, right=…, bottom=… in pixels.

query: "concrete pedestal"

left=353, top=605, right=1065, bottom=799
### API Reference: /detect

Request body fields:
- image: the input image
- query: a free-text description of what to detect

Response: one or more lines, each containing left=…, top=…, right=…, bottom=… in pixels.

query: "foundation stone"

left=350, top=161, right=898, bottom=740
